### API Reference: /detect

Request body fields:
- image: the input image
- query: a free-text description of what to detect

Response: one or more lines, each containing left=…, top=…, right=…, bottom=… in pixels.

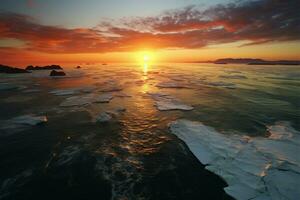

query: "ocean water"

left=0, top=63, right=299, bottom=200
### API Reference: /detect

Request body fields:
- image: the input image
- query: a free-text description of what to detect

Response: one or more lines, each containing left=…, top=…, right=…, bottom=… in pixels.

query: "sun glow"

left=136, top=51, right=156, bottom=75
left=136, top=51, right=156, bottom=63
left=143, top=55, right=150, bottom=62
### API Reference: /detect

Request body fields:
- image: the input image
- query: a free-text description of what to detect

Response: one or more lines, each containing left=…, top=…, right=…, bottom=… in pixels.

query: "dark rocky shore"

left=26, top=65, right=63, bottom=70
left=0, top=64, right=30, bottom=74
left=0, top=64, right=66, bottom=76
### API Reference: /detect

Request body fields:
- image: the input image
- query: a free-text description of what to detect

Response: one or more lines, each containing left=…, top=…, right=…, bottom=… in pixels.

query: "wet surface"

left=0, top=63, right=299, bottom=199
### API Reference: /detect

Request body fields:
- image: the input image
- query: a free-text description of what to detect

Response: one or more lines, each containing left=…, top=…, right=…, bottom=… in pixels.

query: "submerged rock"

left=169, top=120, right=300, bottom=200
left=50, top=70, right=66, bottom=76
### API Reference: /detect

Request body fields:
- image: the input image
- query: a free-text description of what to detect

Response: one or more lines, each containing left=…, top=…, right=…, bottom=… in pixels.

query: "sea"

left=0, top=63, right=299, bottom=200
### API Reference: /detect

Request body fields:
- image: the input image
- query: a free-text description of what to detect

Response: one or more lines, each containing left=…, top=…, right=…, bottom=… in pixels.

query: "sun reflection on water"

left=143, top=63, right=148, bottom=75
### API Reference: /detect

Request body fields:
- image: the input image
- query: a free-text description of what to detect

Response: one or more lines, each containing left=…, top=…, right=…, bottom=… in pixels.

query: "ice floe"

left=59, top=94, right=95, bottom=107
left=95, top=93, right=113, bottom=103
left=219, top=75, right=248, bottom=79
left=0, top=114, right=47, bottom=134
left=98, top=80, right=123, bottom=92
left=107, top=107, right=126, bottom=116
left=156, top=81, right=191, bottom=89
left=59, top=93, right=114, bottom=107
left=0, top=83, right=20, bottom=91
left=10, top=115, right=47, bottom=126
left=148, top=92, right=193, bottom=111
left=96, top=112, right=112, bottom=123
left=201, top=81, right=236, bottom=89
left=114, top=92, right=132, bottom=98
left=22, top=89, right=41, bottom=93
left=50, top=86, right=96, bottom=96
left=169, top=120, right=300, bottom=200
left=50, top=89, right=79, bottom=96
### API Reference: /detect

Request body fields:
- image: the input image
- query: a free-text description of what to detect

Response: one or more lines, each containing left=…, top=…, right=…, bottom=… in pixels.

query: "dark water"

left=0, top=63, right=299, bottom=199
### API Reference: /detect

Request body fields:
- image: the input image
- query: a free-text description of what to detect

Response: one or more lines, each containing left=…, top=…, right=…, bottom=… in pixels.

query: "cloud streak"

left=0, top=0, right=299, bottom=55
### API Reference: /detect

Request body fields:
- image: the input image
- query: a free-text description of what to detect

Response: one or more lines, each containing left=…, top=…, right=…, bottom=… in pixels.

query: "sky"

left=0, top=0, right=300, bottom=65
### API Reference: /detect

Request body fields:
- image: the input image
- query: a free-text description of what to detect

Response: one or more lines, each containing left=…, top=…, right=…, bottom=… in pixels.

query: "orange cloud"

left=0, top=0, right=299, bottom=59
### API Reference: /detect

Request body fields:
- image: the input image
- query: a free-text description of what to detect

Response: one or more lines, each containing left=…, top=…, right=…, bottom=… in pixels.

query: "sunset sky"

left=0, top=0, right=299, bottom=65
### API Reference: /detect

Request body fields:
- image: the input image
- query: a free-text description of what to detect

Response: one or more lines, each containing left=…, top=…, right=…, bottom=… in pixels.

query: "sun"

left=143, top=54, right=150, bottom=62
left=136, top=51, right=155, bottom=63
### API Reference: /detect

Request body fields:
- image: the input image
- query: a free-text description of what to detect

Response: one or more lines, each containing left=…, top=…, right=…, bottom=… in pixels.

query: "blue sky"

left=1, top=0, right=229, bottom=27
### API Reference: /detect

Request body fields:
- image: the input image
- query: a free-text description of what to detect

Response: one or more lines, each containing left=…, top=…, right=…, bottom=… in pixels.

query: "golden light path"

left=143, top=63, right=148, bottom=75
left=139, top=51, right=153, bottom=76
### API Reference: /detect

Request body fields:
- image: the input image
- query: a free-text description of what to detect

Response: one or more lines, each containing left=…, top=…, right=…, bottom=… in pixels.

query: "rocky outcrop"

left=50, top=70, right=66, bottom=76
left=0, top=64, right=30, bottom=74
left=26, top=65, right=63, bottom=70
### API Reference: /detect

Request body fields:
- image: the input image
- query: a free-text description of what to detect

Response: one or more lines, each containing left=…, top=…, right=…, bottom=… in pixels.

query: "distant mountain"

left=0, top=64, right=30, bottom=74
left=214, top=58, right=264, bottom=64
left=212, top=58, right=300, bottom=65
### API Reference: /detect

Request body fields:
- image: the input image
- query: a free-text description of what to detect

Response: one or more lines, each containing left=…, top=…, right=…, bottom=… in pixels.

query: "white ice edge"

left=169, top=119, right=300, bottom=200
left=148, top=92, right=194, bottom=111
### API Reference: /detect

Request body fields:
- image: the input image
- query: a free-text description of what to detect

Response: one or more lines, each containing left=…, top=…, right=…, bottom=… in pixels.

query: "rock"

left=169, top=120, right=300, bottom=200
left=50, top=70, right=66, bottom=76
left=26, top=65, right=63, bottom=70
left=0, top=64, right=30, bottom=74
left=96, top=112, right=112, bottom=123
left=76, top=66, right=81, bottom=69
